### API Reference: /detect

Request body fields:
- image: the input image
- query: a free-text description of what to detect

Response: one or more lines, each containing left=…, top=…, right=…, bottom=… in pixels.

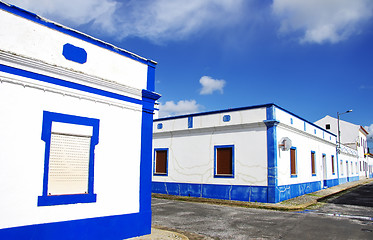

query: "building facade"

left=315, top=115, right=369, bottom=178
left=0, top=2, right=159, bottom=239
left=152, top=104, right=341, bottom=203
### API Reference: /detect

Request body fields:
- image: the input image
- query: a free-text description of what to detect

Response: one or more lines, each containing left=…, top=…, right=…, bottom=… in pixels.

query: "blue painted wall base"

left=0, top=211, right=151, bottom=240
left=347, top=176, right=359, bottom=182
left=324, top=178, right=339, bottom=188
left=277, top=181, right=321, bottom=202
left=153, top=181, right=325, bottom=203
left=152, top=182, right=268, bottom=203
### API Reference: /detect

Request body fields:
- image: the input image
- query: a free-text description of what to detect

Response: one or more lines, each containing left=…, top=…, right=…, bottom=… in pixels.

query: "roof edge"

left=0, top=1, right=156, bottom=66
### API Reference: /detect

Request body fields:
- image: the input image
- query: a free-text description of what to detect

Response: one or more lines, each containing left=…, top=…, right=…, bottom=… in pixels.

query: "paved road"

left=151, top=183, right=373, bottom=240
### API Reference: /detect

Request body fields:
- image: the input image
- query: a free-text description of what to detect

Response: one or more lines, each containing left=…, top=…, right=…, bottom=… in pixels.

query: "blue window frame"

left=214, top=145, right=235, bottom=178
left=38, top=111, right=99, bottom=206
left=154, top=148, right=168, bottom=176
left=290, top=147, right=297, bottom=178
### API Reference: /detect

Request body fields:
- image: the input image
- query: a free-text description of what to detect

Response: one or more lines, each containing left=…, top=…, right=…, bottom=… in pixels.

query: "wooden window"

left=215, top=146, right=234, bottom=177
left=290, top=148, right=297, bottom=177
left=155, top=149, right=168, bottom=175
left=311, top=151, right=316, bottom=176
left=331, top=155, right=335, bottom=174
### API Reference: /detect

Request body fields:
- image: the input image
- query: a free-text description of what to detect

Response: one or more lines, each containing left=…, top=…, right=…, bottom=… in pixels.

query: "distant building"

left=0, top=2, right=159, bottom=239
left=366, top=153, right=373, bottom=178
left=315, top=115, right=369, bottom=178
left=152, top=104, right=345, bottom=203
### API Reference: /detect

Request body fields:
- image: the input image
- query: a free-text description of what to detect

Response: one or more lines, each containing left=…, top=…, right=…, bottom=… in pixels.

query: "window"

left=214, top=145, right=234, bottom=178
left=325, top=124, right=330, bottom=130
left=311, top=151, right=316, bottom=176
left=331, top=155, right=335, bottom=175
left=290, top=147, right=297, bottom=177
left=38, top=111, right=99, bottom=206
left=154, top=149, right=168, bottom=175
left=157, top=123, right=163, bottom=129
left=340, top=160, right=343, bottom=175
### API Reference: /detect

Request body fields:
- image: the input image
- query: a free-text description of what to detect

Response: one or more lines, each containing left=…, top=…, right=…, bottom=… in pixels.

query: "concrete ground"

left=129, top=178, right=373, bottom=240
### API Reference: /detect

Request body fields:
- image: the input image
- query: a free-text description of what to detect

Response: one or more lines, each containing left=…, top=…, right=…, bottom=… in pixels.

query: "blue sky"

left=6, top=0, right=373, bottom=144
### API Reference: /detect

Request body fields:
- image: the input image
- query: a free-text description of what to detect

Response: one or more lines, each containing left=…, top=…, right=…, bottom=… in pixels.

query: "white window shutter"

left=48, top=133, right=91, bottom=195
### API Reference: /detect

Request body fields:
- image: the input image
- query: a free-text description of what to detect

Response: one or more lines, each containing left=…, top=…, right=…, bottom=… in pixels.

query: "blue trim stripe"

left=0, top=64, right=143, bottom=105
left=188, top=116, right=193, bottom=128
left=154, top=103, right=336, bottom=137
left=265, top=105, right=279, bottom=203
left=139, top=91, right=158, bottom=214
left=0, top=2, right=155, bottom=66
left=0, top=212, right=151, bottom=240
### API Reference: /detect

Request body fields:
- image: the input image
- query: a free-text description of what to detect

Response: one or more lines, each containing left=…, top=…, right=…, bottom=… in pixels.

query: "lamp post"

left=337, top=109, right=352, bottom=151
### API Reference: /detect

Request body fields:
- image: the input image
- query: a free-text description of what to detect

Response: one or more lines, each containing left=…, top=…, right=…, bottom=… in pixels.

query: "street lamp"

left=337, top=109, right=352, bottom=150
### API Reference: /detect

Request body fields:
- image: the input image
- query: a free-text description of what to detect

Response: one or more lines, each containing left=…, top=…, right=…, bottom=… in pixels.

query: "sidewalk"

left=152, top=178, right=373, bottom=211
left=129, top=228, right=189, bottom=240
left=130, top=178, right=373, bottom=239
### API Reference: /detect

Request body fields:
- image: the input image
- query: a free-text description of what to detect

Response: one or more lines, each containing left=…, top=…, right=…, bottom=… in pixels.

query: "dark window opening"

left=291, top=148, right=297, bottom=176
left=311, top=152, right=316, bottom=175
left=216, top=147, right=233, bottom=176
left=155, top=150, right=167, bottom=174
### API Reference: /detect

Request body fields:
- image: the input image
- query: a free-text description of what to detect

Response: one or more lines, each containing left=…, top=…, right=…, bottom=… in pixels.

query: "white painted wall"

left=0, top=8, right=148, bottom=90
left=338, top=146, right=359, bottom=180
left=155, top=108, right=267, bottom=133
left=153, top=106, right=340, bottom=188
left=153, top=108, right=269, bottom=186
left=314, top=116, right=368, bottom=178
left=276, top=125, right=337, bottom=186
left=0, top=77, right=143, bottom=229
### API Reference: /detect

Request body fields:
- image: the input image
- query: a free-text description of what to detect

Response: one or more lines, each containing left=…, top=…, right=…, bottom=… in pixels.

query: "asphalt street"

left=151, top=183, right=373, bottom=240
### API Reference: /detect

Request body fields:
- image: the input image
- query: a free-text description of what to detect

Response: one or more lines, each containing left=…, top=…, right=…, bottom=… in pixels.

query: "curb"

left=152, top=178, right=373, bottom=211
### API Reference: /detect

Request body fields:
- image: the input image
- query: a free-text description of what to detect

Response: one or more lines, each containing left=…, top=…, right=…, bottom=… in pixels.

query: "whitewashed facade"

left=152, top=104, right=339, bottom=203
left=0, top=2, right=159, bottom=239
left=315, top=115, right=369, bottom=179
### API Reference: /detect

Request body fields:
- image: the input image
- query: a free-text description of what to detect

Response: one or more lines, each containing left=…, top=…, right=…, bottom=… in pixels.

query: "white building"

left=0, top=2, right=159, bottom=239
left=152, top=104, right=340, bottom=203
left=315, top=115, right=369, bottom=178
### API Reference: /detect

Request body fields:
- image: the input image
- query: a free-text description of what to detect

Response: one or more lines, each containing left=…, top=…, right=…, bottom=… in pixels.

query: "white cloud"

left=272, top=0, right=373, bottom=44
left=365, top=124, right=373, bottom=142
left=7, top=0, right=246, bottom=42
left=199, top=76, right=226, bottom=95
left=158, top=100, right=202, bottom=118
left=8, top=0, right=117, bottom=30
